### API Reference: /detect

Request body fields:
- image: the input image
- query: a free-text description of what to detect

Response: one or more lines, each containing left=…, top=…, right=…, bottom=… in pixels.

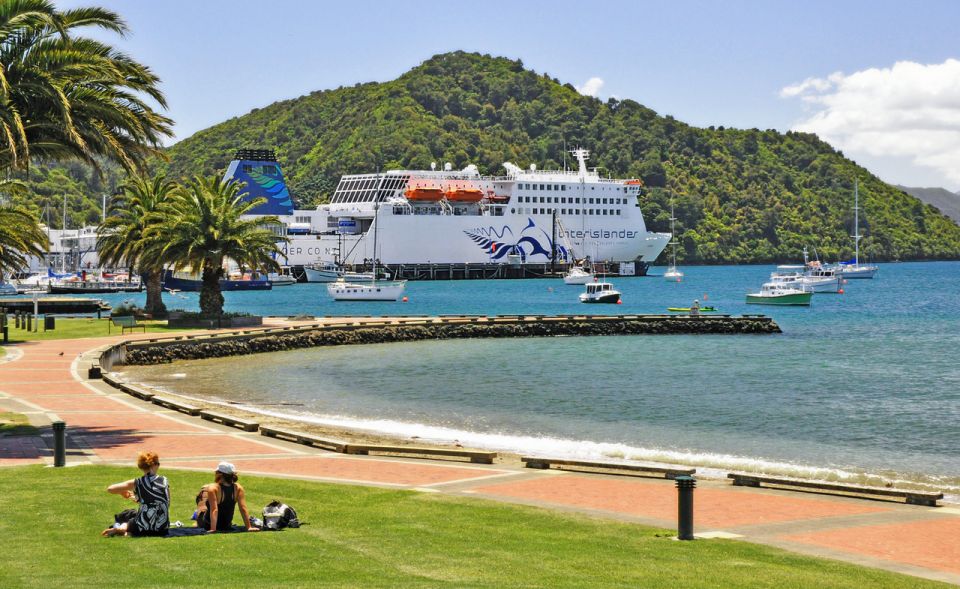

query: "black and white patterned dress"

left=130, top=473, right=170, bottom=536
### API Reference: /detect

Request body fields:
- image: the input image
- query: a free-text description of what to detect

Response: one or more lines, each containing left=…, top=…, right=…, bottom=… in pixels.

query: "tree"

left=0, top=202, right=47, bottom=277
left=0, top=1, right=172, bottom=172
left=149, top=175, right=287, bottom=317
left=97, top=174, right=175, bottom=316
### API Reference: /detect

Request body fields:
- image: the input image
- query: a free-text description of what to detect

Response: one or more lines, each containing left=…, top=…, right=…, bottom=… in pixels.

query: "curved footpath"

left=0, top=316, right=958, bottom=586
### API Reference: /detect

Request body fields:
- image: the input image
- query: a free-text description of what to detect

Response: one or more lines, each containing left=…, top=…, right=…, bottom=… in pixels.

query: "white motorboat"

left=563, top=266, right=594, bottom=285
left=769, top=272, right=841, bottom=293
left=664, top=202, right=683, bottom=281
left=327, top=278, right=406, bottom=301
left=303, top=262, right=341, bottom=283
left=579, top=281, right=621, bottom=304
left=267, top=267, right=297, bottom=286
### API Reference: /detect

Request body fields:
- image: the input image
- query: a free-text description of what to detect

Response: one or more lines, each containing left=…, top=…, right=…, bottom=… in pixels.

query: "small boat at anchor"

left=563, top=266, right=594, bottom=285
left=746, top=283, right=813, bottom=306
left=579, top=281, right=621, bottom=304
left=327, top=278, right=406, bottom=301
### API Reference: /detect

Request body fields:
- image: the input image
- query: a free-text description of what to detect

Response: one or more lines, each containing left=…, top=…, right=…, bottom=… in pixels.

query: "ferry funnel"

left=222, top=149, right=294, bottom=216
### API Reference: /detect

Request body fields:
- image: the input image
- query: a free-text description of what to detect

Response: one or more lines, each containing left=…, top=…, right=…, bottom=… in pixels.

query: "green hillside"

left=13, top=51, right=960, bottom=263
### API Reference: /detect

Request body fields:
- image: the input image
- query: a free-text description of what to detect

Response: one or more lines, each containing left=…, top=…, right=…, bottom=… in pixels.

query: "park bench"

left=121, top=383, right=155, bottom=401
left=727, top=473, right=943, bottom=506
left=151, top=396, right=199, bottom=416
left=199, top=410, right=259, bottom=432
left=110, top=315, right=145, bottom=334
left=259, top=425, right=349, bottom=452
left=344, top=443, right=497, bottom=464
left=521, top=456, right=695, bottom=479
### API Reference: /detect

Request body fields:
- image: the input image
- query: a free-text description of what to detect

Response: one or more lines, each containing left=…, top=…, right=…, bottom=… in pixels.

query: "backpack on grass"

left=262, top=500, right=299, bottom=530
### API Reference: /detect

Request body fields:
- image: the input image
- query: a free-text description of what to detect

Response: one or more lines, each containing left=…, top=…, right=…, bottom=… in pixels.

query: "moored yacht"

left=563, top=266, right=594, bottom=285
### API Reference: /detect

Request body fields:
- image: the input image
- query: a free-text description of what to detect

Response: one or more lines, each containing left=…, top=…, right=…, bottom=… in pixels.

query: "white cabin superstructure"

left=267, top=149, right=670, bottom=272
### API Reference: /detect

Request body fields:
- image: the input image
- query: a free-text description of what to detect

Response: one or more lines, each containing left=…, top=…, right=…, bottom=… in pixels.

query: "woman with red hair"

left=102, top=451, right=170, bottom=537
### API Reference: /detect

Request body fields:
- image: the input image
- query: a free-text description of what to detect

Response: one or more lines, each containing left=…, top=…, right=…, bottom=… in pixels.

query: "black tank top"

left=206, top=483, right=236, bottom=531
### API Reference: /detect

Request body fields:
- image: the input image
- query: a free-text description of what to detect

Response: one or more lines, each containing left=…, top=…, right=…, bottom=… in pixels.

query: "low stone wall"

left=123, top=316, right=780, bottom=365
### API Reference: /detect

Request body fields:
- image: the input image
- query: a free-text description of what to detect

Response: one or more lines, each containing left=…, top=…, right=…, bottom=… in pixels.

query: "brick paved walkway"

left=1, top=321, right=957, bottom=586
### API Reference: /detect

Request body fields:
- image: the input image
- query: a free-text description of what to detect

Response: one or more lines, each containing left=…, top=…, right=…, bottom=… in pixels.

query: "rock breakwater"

left=123, top=316, right=780, bottom=365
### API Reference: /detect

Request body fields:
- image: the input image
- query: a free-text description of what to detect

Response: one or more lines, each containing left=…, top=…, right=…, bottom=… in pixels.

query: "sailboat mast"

left=854, top=179, right=860, bottom=265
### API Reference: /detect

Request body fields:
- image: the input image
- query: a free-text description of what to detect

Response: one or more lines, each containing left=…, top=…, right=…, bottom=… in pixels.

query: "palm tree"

left=97, top=174, right=175, bottom=316
left=0, top=202, right=46, bottom=277
left=0, top=2, right=172, bottom=172
left=149, top=175, right=288, bottom=317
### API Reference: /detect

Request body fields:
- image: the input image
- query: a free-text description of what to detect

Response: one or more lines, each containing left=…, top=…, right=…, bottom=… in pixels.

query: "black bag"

left=114, top=508, right=138, bottom=525
left=262, top=500, right=299, bottom=530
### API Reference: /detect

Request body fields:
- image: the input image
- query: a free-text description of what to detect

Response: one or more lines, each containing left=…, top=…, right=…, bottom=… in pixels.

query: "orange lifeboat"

left=444, top=187, right=484, bottom=203
left=625, top=179, right=644, bottom=186
left=404, top=186, right=445, bottom=201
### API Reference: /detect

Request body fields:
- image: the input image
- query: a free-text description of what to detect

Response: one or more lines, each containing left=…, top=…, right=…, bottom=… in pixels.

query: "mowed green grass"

left=3, top=317, right=187, bottom=342
left=0, top=465, right=945, bottom=588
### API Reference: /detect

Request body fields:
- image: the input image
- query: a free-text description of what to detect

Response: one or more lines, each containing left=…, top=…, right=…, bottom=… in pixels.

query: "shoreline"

left=114, top=371, right=959, bottom=504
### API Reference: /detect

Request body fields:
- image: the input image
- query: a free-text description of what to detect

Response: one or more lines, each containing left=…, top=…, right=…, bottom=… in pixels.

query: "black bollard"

left=52, top=421, right=66, bottom=467
left=26, top=313, right=32, bottom=332
left=15, top=311, right=20, bottom=329
left=675, top=475, right=696, bottom=540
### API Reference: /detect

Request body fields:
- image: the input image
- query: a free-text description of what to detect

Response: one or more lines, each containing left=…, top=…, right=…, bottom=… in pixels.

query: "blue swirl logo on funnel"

left=226, top=160, right=294, bottom=216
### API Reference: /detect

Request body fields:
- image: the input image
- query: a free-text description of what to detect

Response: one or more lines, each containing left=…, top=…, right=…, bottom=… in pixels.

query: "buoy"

left=401, top=296, right=408, bottom=302
left=838, top=289, right=844, bottom=294
left=616, top=299, right=622, bottom=305
left=703, top=293, right=708, bottom=301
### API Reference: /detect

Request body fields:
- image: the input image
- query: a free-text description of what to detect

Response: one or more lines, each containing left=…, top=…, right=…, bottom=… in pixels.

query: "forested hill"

left=16, top=51, right=960, bottom=263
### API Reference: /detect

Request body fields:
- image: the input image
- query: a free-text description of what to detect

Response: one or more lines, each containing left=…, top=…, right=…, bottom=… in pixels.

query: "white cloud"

left=576, top=77, right=604, bottom=97
left=781, top=59, right=960, bottom=187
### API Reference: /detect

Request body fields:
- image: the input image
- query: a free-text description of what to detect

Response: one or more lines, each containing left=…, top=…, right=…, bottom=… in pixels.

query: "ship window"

left=575, top=198, right=580, bottom=204
left=562, top=185, right=566, bottom=191
left=589, top=198, right=594, bottom=204
left=511, top=208, right=515, bottom=214
left=546, top=185, right=552, bottom=191
left=538, top=184, right=543, bottom=190
left=262, top=165, right=276, bottom=175
left=243, top=165, right=253, bottom=173
left=538, top=197, right=543, bottom=203
left=616, top=209, right=621, bottom=215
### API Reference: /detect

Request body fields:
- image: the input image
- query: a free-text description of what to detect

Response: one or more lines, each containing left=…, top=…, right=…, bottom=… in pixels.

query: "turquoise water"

left=120, top=262, right=960, bottom=492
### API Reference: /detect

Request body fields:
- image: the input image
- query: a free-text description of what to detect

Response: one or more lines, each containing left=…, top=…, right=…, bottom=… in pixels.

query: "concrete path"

left=1, top=325, right=958, bottom=586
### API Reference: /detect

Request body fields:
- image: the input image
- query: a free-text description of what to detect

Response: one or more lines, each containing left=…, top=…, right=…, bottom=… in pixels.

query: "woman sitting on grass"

left=102, top=451, right=170, bottom=537
left=196, top=462, right=259, bottom=533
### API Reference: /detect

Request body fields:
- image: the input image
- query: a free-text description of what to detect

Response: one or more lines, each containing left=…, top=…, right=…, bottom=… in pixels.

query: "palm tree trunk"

left=199, top=266, right=224, bottom=318
left=144, top=270, right=167, bottom=317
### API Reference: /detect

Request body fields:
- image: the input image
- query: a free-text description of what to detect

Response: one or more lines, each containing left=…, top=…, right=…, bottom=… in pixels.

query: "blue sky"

left=61, top=0, right=960, bottom=189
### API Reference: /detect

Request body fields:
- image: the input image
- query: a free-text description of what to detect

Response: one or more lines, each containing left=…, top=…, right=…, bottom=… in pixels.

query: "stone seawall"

left=123, top=316, right=780, bottom=365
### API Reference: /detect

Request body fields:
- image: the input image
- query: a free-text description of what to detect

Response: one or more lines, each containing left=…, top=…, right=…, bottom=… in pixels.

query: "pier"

left=0, top=297, right=109, bottom=315
left=292, top=261, right=648, bottom=281
left=105, top=314, right=781, bottom=366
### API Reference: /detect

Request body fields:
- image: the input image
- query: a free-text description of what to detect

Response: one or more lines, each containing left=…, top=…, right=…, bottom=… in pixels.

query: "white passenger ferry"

left=228, top=148, right=670, bottom=275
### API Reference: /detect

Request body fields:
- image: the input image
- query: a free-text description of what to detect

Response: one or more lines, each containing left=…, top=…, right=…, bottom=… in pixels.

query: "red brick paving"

left=24, top=395, right=135, bottom=412
left=169, top=456, right=508, bottom=486
left=56, top=411, right=209, bottom=433
left=84, top=433, right=288, bottom=460
left=472, top=475, right=888, bottom=528
left=0, top=436, right=48, bottom=465
left=784, top=517, right=960, bottom=575
left=0, top=381, right=92, bottom=395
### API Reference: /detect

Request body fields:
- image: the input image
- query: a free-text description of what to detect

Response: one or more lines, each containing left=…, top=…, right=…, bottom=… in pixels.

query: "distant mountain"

left=895, top=186, right=960, bottom=224
left=9, top=51, right=960, bottom=263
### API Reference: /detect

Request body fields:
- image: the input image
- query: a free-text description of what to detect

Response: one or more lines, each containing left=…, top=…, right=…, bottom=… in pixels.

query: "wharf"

left=293, top=261, right=647, bottom=281
left=0, top=297, right=109, bottom=314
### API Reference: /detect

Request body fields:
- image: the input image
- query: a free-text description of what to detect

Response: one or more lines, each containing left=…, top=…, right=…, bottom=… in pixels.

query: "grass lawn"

left=0, top=412, right=39, bottom=436
left=0, top=465, right=946, bottom=588
left=2, top=317, right=188, bottom=342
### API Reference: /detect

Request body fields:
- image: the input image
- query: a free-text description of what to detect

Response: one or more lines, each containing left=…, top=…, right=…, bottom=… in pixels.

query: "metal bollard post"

left=15, top=311, right=20, bottom=329
left=26, top=313, right=32, bottom=332
left=52, top=421, right=66, bottom=467
left=675, top=475, right=696, bottom=540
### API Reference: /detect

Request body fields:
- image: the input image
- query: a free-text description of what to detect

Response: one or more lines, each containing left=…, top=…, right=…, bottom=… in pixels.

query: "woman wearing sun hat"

left=196, top=461, right=259, bottom=533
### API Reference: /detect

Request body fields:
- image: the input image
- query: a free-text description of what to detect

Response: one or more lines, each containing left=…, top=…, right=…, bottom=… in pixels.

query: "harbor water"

left=116, top=261, right=960, bottom=494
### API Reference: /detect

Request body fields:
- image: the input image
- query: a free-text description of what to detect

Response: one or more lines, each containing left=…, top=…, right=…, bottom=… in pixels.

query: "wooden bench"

left=259, top=425, right=348, bottom=452
left=521, top=456, right=696, bottom=479
left=151, top=396, right=199, bottom=416
left=345, top=444, right=497, bottom=464
left=121, top=384, right=155, bottom=401
left=199, top=410, right=259, bottom=432
left=110, top=315, right=146, bottom=334
left=727, top=473, right=943, bottom=506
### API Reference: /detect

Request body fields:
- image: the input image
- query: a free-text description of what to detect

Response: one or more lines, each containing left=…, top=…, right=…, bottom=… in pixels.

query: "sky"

left=60, top=0, right=960, bottom=190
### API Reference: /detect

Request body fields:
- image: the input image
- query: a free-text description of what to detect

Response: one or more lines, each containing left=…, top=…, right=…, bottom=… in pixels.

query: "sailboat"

left=832, top=179, right=878, bottom=279
left=663, top=202, right=683, bottom=281
left=327, top=200, right=407, bottom=301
